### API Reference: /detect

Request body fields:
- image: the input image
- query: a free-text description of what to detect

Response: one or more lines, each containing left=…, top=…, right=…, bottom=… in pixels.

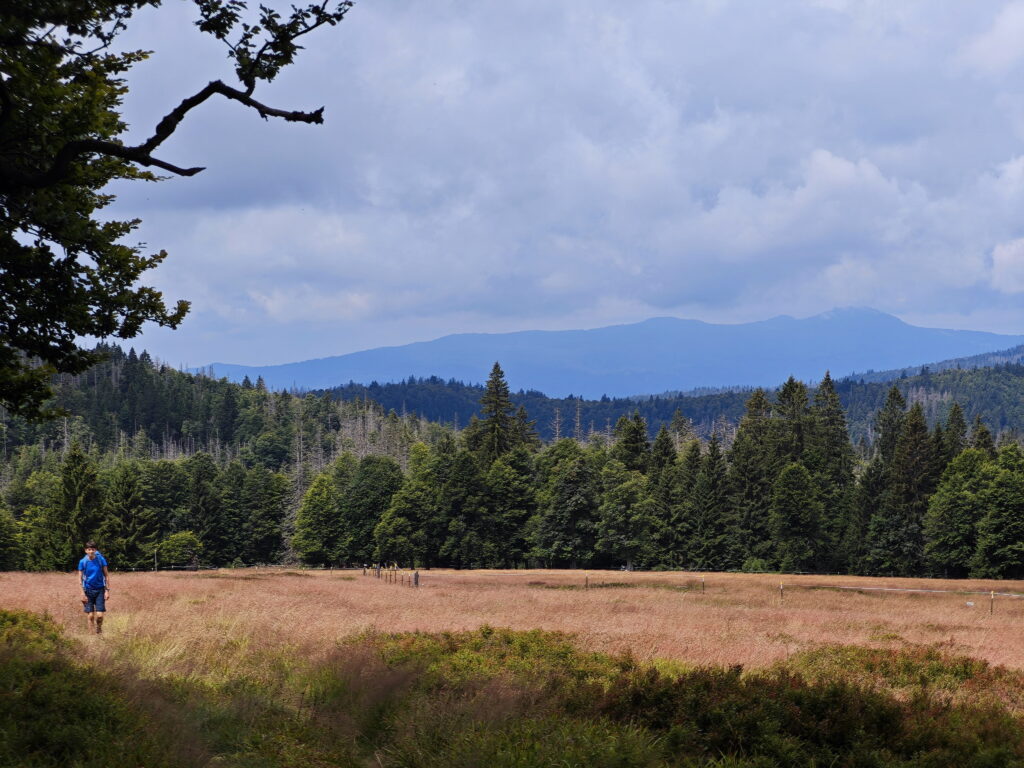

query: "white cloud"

left=100, top=0, right=1024, bottom=364
left=992, top=239, right=1024, bottom=293
left=958, top=3, right=1024, bottom=76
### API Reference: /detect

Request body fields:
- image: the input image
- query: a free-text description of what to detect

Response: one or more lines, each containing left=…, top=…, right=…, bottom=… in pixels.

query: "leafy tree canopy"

left=0, top=0, right=351, bottom=418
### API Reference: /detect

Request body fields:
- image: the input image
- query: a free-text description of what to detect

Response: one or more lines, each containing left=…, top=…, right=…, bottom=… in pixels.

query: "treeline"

left=342, top=367, right=1020, bottom=577
left=3, top=350, right=1024, bottom=577
left=324, top=363, right=1024, bottom=444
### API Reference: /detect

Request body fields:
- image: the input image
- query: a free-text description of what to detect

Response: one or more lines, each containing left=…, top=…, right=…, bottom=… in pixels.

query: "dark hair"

left=84, top=540, right=97, bottom=549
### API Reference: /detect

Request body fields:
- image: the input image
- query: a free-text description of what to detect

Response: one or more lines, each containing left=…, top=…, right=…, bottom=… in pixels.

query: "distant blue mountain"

left=202, top=308, right=1024, bottom=399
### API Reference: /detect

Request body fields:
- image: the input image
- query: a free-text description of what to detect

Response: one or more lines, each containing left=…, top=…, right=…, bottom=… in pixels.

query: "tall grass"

left=5, top=569, right=1024, bottom=765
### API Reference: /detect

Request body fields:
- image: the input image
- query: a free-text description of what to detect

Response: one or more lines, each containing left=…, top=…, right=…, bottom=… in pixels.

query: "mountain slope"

left=206, top=308, right=1024, bottom=398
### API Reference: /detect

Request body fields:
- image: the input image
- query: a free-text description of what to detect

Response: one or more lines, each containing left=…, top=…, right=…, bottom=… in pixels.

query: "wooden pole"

left=780, top=583, right=784, bottom=604
left=991, top=590, right=995, bottom=615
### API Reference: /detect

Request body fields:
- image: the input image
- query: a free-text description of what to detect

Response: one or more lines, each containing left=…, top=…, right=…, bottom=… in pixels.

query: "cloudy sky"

left=112, top=0, right=1024, bottom=367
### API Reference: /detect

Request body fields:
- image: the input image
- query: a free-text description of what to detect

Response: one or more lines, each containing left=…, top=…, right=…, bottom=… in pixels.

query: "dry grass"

left=4, top=568, right=1024, bottom=672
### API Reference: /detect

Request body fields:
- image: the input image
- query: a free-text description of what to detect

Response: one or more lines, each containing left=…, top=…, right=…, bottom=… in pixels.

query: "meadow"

left=5, top=568, right=1024, bottom=767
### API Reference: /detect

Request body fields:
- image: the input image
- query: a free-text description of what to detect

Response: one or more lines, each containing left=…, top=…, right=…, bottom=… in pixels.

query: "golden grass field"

left=3, top=567, right=1024, bottom=670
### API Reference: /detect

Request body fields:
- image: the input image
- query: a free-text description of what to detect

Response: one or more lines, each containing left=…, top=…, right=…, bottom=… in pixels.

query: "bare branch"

left=3, top=80, right=323, bottom=191
left=142, top=79, right=323, bottom=156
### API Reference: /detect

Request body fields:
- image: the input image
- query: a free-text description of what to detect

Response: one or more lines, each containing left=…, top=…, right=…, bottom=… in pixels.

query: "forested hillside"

left=326, top=362, right=1024, bottom=444
left=1, top=347, right=1023, bottom=579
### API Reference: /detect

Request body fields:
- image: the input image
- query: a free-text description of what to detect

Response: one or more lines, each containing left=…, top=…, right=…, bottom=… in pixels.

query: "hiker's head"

left=84, top=541, right=97, bottom=558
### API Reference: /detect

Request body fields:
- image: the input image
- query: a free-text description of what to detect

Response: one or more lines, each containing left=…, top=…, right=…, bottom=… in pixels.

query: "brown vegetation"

left=4, top=568, right=1024, bottom=671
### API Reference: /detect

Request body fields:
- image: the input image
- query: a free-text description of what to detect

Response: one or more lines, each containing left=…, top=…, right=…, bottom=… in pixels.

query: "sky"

left=110, top=0, right=1024, bottom=368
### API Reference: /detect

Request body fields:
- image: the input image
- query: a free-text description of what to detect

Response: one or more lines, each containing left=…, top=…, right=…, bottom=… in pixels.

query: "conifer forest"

left=1, top=345, right=1022, bottom=579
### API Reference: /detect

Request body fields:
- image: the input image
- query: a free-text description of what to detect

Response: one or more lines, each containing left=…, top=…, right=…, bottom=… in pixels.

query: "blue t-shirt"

left=78, top=552, right=108, bottom=590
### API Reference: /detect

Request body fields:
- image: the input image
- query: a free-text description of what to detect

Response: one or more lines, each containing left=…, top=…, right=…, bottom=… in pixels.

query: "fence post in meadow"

left=414, top=570, right=420, bottom=588
left=780, top=583, right=784, bottom=605
left=991, top=590, right=995, bottom=615
left=701, top=577, right=705, bottom=594
left=585, top=574, right=589, bottom=590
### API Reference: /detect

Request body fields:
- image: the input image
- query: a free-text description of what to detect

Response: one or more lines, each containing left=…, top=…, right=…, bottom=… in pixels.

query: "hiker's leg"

left=94, top=611, right=104, bottom=633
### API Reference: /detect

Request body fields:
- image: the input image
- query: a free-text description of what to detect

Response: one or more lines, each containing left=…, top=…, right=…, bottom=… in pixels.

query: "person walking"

left=77, top=540, right=110, bottom=634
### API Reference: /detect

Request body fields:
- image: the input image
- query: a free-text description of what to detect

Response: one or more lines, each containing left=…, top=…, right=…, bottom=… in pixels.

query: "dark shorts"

left=83, top=588, right=106, bottom=613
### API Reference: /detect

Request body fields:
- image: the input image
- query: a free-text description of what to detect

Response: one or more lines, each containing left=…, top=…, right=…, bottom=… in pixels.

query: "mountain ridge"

left=203, top=308, right=1024, bottom=398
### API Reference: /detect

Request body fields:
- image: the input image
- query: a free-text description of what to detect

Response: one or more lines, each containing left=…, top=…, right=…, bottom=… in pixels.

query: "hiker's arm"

left=103, top=566, right=109, bottom=591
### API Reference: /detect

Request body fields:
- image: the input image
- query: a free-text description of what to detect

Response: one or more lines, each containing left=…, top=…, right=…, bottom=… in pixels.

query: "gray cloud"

left=103, top=1, right=1024, bottom=367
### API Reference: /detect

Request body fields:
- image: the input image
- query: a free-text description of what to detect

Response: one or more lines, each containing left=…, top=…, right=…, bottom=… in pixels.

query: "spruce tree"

left=923, top=449, right=991, bottom=577
left=529, top=442, right=599, bottom=568
left=649, top=425, right=677, bottom=475
left=437, top=449, right=488, bottom=568
left=971, top=416, right=997, bottom=459
left=99, top=461, right=158, bottom=569
left=971, top=446, right=1024, bottom=579
left=774, top=377, right=810, bottom=464
left=375, top=443, right=436, bottom=567
left=865, top=403, right=933, bottom=576
left=466, top=362, right=517, bottom=464
left=944, top=402, right=968, bottom=461
left=483, top=447, right=536, bottom=567
left=769, top=463, right=822, bottom=572
left=182, top=452, right=227, bottom=564
left=595, top=461, right=659, bottom=570
left=292, top=473, right=341, bottom=566
left=728, top=389, right=779, bottom=566
left=0, top=504, right=18, bottom=570
left=875, top=386, right=907, bottom=465
left=241, top=467, right=289, bottom=564
left=687, top=435, right=737, bottom=570
left=338, top=455, right=404, bottom=564
left=60, top=441, right=104, bottom=563
left=661, top=439, right=703, bottom=567
left=611, top=411, right=650, bottom=473
left=807, top=372, right=856, bottom=570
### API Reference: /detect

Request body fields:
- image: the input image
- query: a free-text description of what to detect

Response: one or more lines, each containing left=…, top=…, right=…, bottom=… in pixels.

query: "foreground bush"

left=3, top=612, right=1024, bottom=767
